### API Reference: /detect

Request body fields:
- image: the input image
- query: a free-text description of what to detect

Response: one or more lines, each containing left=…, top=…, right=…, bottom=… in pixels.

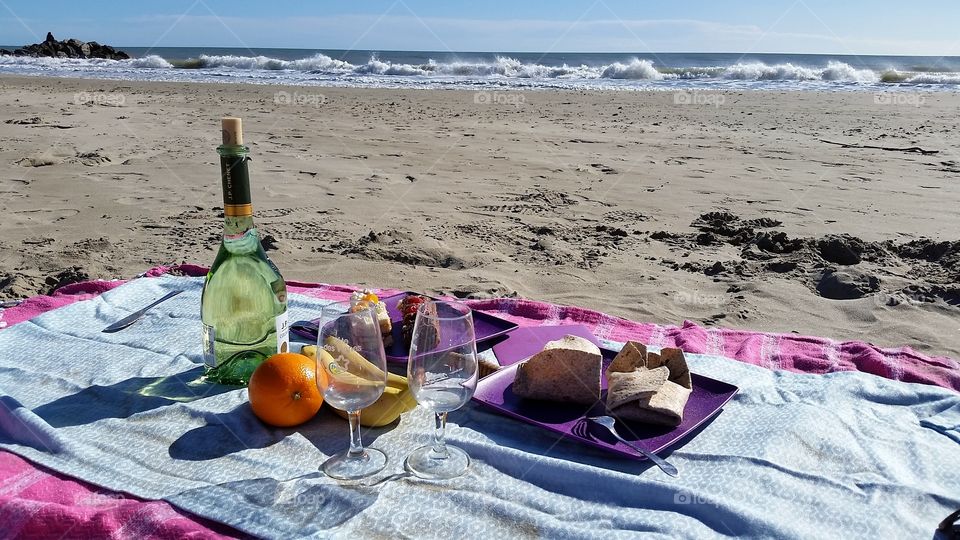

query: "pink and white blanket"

left=0, top=265, right=956, bottom=538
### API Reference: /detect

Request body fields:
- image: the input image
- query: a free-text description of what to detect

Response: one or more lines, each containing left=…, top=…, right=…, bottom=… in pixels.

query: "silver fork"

left=589, top=415, right=679, bottom=477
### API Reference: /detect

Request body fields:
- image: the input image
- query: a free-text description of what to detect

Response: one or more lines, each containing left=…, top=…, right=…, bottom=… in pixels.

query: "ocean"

left=1, top=47, right=959, bottom=91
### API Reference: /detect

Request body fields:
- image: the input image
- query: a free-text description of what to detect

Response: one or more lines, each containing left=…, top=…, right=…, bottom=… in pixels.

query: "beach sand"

left=1, top=75, right=957, bottom=356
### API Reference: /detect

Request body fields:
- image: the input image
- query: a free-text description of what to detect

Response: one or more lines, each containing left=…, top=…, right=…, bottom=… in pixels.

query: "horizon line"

left=4, top=42, right=957, bottom=59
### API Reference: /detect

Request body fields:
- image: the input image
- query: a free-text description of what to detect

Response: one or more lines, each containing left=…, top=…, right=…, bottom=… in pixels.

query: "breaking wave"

left=2, top=51, right=958, bottom=88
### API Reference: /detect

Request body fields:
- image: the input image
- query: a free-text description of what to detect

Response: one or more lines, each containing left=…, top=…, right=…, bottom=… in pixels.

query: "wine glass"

left=316, top=303, right=388, bottom=480
left=405, top=300, right=479, bottom=480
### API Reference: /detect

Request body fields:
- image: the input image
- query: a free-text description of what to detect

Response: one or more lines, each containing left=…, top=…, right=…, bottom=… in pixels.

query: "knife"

left=101, top=290, right=184, bottom=333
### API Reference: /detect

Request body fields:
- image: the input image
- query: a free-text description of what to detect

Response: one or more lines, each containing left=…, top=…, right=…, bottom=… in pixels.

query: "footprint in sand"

left=10, top=208, right=80, bottom=226
left=113, top=196, right=146, bottom=206
left=14, top=156, right=59, bottom=167
left=82, top=171, right=147, bottom=183
left=69, top=152, right=112, bottom=167
left=589, top=163, right=617, bottom=174
left=0, top=178, right=31, bottom=189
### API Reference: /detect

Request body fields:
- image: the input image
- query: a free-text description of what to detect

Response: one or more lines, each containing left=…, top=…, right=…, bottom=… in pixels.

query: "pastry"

left=349, top=289, right=393, bottom=345
left=478, top=356, right=501, bottom=378
left=513, top=335, right=602, bottom=405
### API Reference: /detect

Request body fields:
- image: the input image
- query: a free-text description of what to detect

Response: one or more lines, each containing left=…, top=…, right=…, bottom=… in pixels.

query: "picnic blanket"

left=0, top=274, right=957, bottom=538
left=5, top=265, right=958, bottom=393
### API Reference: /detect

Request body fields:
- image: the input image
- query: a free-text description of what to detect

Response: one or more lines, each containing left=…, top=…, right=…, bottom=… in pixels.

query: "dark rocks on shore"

left=818, top=234, right=864, bottom=265
left=44, top=266, right=90, bottom=294
left=816, top=269, right=880, bottom=300
left=0, top=32, right=129, bottom=60
left=647, top=211, right=959, bottom=306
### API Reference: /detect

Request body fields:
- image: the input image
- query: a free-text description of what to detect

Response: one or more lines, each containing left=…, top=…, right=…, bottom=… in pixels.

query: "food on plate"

left=478, top=356, right=501, bottom=378
left=397, top=294, right=436, bottom=347
left=513, top=335, right=602, bottom=405
left=349, top=289, right=393, bottom=345
left=605, top=341, right=692, bottom=427
left=248, top=352, right=325, bottom=427
left=302, top=344, right=416, bottom=426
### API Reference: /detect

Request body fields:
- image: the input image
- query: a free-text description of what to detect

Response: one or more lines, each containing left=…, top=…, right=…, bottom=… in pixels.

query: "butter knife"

left=101, top=290, right=184, bottom=333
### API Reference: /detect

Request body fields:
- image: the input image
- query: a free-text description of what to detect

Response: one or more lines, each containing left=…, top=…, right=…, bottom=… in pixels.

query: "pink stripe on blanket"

left=0, top=452, right=237, bottom=539
left=0, top=264, right=957, bottom=538
left=463, top=298, right=960, bottom=392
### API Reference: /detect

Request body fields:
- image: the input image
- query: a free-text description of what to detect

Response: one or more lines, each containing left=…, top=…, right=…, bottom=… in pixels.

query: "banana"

left=301, top=344, right=319, bottom=359
left=301, top=344, right=417, bottom=426
left=303, top=342, right=405, bottom=386
left=333, top=377, right=418, bottom=427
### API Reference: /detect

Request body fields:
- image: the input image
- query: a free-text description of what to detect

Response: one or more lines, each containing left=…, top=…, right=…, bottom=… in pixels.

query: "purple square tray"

left=291, top=292, right=519, bottom=363
left=473, top=342, right=739, bottom=461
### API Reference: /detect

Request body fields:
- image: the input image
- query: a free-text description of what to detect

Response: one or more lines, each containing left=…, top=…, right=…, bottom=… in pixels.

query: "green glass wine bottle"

left=201, top=117, right=289, bottom=386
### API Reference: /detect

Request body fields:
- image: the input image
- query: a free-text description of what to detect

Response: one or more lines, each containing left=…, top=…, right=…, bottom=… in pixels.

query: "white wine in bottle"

left=200, top=117, right=289, bottom=385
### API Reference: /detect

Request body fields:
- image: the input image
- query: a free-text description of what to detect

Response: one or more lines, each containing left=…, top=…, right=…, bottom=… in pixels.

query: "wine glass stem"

left=432, top=411, right=449, bottom=458
left=348, top=410, right=364, bottom=458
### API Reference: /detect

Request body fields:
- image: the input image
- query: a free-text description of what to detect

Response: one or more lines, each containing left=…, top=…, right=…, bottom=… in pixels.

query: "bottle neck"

left=217, top=144, right=255, bottom=237
left=223, top=215, right=256, bottom=237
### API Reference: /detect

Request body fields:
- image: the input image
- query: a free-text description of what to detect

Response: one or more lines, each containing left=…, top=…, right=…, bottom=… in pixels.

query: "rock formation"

left=0, top=32, right=129, bottom=60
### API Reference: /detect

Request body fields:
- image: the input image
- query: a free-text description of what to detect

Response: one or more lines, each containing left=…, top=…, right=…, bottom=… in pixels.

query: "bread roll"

left=513, top=335, right=602, bottom=405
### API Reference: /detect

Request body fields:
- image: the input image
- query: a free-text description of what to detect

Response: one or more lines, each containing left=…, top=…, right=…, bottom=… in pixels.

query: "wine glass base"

left=404, top=444, right=471, bottom=480
left=322, top=448, right=387, bottom=480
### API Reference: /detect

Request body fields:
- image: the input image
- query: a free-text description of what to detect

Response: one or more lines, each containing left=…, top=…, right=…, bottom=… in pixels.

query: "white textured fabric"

left=0, top=275, right=957, bottom=538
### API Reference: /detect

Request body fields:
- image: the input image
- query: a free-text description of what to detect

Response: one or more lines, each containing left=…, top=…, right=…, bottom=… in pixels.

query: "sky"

left=1, top=0, right=958, bottom=56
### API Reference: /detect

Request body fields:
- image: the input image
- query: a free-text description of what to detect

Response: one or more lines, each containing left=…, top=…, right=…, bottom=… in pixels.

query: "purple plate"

left=472, top=345, right=739, bottom=461
left=291, top=292, right=519, bottom=363
left=491, top=325, right=599, bottom=367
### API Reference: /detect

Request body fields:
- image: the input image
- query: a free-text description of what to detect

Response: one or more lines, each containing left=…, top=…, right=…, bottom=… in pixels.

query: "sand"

left=1, top=75, right=957, bottom=357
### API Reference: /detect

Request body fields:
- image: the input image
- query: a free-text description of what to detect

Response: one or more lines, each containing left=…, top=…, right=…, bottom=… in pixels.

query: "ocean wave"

left=601, top=58, right=666, bottom=80
left=127, top=55, right=173, bottom=69
left=195, top=53, right=352, bottom=71
left=721, top=61, right=878, bottom=82
left=2, top=52, right=959, bottom=88
left=903, top=72, right=960, bottom=84
left=0, top=54, right=171, bottom=69
left=182, top=55, right=893, bottom=83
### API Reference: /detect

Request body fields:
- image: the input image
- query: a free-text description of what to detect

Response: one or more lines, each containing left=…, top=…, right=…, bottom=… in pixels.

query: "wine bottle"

left=201, top=117, right=289, bottom=385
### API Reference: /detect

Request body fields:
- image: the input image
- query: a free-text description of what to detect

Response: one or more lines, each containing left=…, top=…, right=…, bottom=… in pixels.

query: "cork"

left=221, top=117, right=243, bottom=146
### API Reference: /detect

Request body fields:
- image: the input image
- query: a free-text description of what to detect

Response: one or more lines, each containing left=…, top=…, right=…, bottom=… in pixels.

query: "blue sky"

left=1, top=0, right=958, bottom=55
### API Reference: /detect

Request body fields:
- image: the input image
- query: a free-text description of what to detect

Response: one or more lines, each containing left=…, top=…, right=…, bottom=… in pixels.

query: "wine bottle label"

left=220, top=155, right=252, bottom=217
left=202, top=323, right=216, bottom=367
left=275, top=311, right=289, bottom=354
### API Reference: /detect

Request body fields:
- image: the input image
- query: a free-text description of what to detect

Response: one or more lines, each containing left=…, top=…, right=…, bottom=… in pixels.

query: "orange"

left=248, top=352, right=326, bottom=427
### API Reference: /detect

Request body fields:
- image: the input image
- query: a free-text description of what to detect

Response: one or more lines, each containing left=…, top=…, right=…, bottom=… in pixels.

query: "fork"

left=589, top=415, right=679, bottom=477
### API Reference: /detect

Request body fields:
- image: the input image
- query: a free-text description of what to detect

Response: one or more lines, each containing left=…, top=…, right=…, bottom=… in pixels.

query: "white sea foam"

left=1, top=51, right=957, bottom=90
left=721, top=61, right=878, bottom=82
left=187, top=55, right=887, bottom=83
left=903, top=72, right=960, bottom=84
left=601, top=58, right=666, bottom=80
left=127, top=55, right=173, bottom=69
left=0, top=54, right=171, bottom=69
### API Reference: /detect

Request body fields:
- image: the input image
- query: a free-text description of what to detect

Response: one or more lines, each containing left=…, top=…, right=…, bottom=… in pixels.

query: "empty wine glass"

left=405, top=300, right=479, bottom=480
left=316, top=303, right=388, bottom=480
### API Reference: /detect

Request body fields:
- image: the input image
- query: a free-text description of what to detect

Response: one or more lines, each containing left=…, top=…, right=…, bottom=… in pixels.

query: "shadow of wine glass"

left=169, top=405, right=399, bottom=462
left=32, top=366, right=233, bottom=428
